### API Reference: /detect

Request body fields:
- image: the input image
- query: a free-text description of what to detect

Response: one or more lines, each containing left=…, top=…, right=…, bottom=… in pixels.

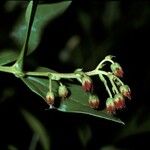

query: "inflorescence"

left=45, top=55, right=131, bottom=114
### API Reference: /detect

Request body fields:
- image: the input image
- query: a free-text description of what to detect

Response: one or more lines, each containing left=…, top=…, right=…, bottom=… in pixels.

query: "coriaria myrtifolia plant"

left=0, top=1, right=131, bottom=124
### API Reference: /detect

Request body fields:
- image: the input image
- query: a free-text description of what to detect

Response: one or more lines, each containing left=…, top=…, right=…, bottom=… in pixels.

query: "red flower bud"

left=106, top=98, right=116, bottom=114
left=82, top=75, right=93, bottom=92
left=111, top=63, right=124, bottom=78
left=88, top=95, right=99, bottom=109
left=120, top=85, right=131, bottom=100
left=114, top=93, right=125, bottom=109
left=58, top=84, right=68, bottom=98
left=46, top=91, right=55, bottom=105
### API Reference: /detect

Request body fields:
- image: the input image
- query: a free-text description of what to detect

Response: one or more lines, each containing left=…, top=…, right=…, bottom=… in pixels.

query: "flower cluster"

left=106, top=84, right=131, bottom=114
left=76, top=72, right=100, bottom=109
left=46, top=83, right=69, bottom=108
left=44, top=55, right=131, bottom=115
left=105, top=60, right=131, bottom=114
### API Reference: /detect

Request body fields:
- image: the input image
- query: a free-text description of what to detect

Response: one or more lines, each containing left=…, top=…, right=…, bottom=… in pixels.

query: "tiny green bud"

left=58, top=84, right=68, bottom=98
left=82, top=75, right=93, bottom=92
left=114, top=93, right=125, bottom=109
left=46, top=91, right=55, bottom=105
left=106, top=98, right=116, bottom=114
left=111, top=62, right=124, bottom=78
left=120, top=85, right=131, bottom=100
left=88, top=94, right=100, bottom=109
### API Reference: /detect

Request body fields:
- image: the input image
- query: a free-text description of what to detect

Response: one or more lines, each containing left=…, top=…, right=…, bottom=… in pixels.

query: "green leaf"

left=59, top=84, right=124, bottom=124
left=116, top=111, right=150, bottom=141
left=21, top=71, right=124, bottom=124
left=22, top=109, right=50, bottom=150
left=0, top=50, right=19, bottom=65
left=21, top=76, right=52, bottom=99
left=11, top=1, right=72, bottom=55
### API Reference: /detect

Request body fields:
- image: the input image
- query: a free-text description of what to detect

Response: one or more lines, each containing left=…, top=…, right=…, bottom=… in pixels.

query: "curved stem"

left=114, top=76, right=124, bottom=86
left=108, top=74, right=119, bottom=94
left=96, top=58, right=114, bottom=70
left=99, top=74, right=113, bottom=98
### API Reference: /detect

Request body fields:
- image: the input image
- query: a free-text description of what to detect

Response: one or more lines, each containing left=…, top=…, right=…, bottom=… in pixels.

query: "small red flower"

left=46, top=91, right=55, bottom=105
left=106, top=98, right=116, bottom=114
left=82, top=75, right=93, bottom=92
left=114, top=93, right=125, bottom=109
left=120, top=85, right=131, bottom=100
left=88, top=95, right=99, bottom=109
left=111, top=63, right=124, bottom=78
left=58, top=84, right=68, bottom=98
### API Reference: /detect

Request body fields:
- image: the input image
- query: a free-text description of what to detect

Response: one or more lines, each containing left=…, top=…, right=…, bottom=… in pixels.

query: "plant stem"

left=0, top=66, right=14, bottom=74
left=108, top=74, right=119, bottom=94
left=25, top=70, right=108, bottom=80
left=0, top=65, right=24, bottom=77
left=114, top=75, right=124, bottom=85
left=96, top=58, right=114, bottom=70
left=0, top=64, right=108, bottom=80
left=48, top=78, right=52, bottom=92
left=99, top=74, right=113, bottom=98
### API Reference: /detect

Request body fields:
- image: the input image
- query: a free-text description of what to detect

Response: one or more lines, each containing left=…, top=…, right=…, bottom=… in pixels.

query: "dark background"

left=0, top=1, right=150, bottom=150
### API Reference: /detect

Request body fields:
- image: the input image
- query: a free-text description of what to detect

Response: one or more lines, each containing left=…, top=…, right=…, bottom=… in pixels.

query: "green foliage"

left=0, top=0, right=124, bottom=126
left=1, top=1, right=71, bottom=66
left=116, top=111, right=150, bottom=140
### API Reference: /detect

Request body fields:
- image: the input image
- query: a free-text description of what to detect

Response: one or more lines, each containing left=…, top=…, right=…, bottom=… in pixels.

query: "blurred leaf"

left=78, top=125, right=92, bottom=147
left=25, top=1, right=33, bottom=25
left=0, top=87, right=15, bottom=103
left=116, top=111, right=150, bottom=141
left=101, top=145, right=119, bottom=150
left=21, top=67, right=124, bottom=124
left=22, top=109, right=50, bottom=150
left=0, top=50, right=19, bottom=65
left=8, top=145, right=18, bottom=150
left=11, top=1, right=71, bottom=56
left=2, top=1, right=71, bottom=66
left=29, top=133, right=40, bottom=150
